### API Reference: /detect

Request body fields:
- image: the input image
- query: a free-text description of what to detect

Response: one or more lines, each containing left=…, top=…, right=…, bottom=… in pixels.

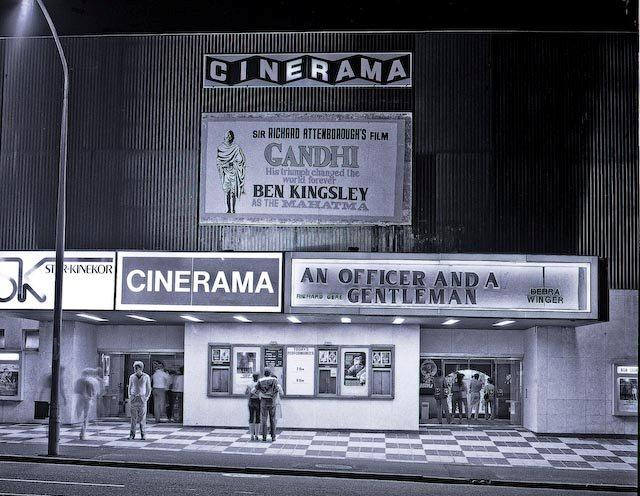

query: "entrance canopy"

left=0, top=251, right=602, bottom=329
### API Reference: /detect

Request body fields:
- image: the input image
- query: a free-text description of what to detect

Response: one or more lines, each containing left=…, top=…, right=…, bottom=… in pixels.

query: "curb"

left=0, top=454, right=636, bottom=492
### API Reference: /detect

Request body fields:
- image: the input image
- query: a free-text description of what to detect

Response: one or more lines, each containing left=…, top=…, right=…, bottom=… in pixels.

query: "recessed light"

left=181, top=315, right=203, bottom=323
left=0, top=352, right=20, bottom=361
left=493, top=320, right=515, bottom=327
left=340, top=317, right=351, bottom=324
left=127, top=314, right=155, bottom=322
left=234, top=315, right=251, bottom=323
left=392, top=317, right=405, bottom=325
left=442, top=319, right=460, bottom=325
left=76, top=313, right=107, bottom=322
left=287, top=316, right=301, bottom=324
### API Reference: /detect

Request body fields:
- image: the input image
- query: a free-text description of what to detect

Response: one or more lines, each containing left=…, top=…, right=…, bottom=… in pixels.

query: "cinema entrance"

left=97, top=352, right=184, bottom=420
left=419, top=356, right=522, bottom=425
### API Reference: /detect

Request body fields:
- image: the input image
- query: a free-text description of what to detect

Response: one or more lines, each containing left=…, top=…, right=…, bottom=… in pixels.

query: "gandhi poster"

left=199, top=112, right=412, bottom=226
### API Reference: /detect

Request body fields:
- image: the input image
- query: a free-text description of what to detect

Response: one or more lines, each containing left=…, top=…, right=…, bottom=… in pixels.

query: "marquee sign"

left=116, top=252, right=282, bottom=312
left=286, top=253, right=599, bottom=320
left=199, top=112, right=411, bottom=226
left=203, top=53, right=412, bottom=88
left=0, top=251, right=116, bottom=310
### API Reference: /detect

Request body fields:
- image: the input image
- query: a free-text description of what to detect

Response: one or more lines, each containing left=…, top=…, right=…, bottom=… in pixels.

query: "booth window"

left=23, top=329, right=39, bottom=351
left=318, top=347, right=338, bottom=395
left=371, top=349, right=393, bottom=397
left=208, top=345, right=231, bottom=395
left=0, top=329, right=5, bottom=349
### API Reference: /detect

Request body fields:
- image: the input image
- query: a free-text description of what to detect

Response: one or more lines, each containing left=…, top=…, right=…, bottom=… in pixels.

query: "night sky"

left=0, top=0, right=637, bottom=38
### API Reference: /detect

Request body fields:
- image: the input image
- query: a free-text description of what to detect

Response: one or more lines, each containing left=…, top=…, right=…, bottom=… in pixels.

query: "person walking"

left=74, top=368, right=100, bottom=440
left=469, top=373, right=484, bottom=420
left=128, top=361, right=151, bottom=440
left=432, top=370, right=452, bottom=424
left=450, top=372, right=469, bottom=424
left=484, top=377, right=496, bottom=420
left=255, top=368, right=279, bottom=442
left=169, top=367, right=184, bottom=422
left=245, top=372, right=261, bottom=441
left=152, top=363, right=170, bottom=423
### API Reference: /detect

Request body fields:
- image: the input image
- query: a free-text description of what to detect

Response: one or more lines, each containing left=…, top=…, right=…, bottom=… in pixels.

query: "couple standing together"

left=246, top=369, right=283, bottom=442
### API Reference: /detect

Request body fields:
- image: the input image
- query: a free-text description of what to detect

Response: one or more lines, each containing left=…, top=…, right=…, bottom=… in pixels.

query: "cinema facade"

left=0, top=31, right=637, bottom=436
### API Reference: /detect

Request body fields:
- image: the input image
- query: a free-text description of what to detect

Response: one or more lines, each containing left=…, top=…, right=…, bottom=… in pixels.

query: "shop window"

left=208, top=345, right=231, bottom=395
left=371, top=349, right=393, bottom=397
left=318, top=347, right=338, bottom=395
left=23, top=329, right=39, bottom=351
left=0, top=330, right=5, bottom=349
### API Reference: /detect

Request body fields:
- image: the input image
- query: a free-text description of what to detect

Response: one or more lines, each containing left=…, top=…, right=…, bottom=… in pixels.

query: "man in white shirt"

left=152, top=364, right=170, bottom=422
left=128, top=361, right=151, bottom=439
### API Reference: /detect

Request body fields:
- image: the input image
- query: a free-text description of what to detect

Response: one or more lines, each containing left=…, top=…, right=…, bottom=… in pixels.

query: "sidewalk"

left=0, top=422, right=637, bottom=490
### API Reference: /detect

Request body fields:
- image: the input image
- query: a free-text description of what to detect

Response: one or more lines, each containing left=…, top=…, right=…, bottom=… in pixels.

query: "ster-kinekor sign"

left=116, top=252, right=282, bottom=312
left=285, top=253, right=599, bottom=320
left=0, top=251, right=116, bottom=310
left=203, top=53, right=412, bottom=88
left=199, top=112, right=411, bottom=226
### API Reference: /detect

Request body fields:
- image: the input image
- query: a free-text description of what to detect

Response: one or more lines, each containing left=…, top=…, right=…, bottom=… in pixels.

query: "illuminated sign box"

left=0, top=251, right=116, bottom=311
left=203, top=53, right=412, bottom=88
left=285, top=253, right=599, bottom=320
left=116, top=252, right=282, bottom=312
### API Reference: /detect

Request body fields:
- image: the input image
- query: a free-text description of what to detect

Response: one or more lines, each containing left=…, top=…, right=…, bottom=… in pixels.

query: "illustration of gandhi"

left=216, top=130, right=246, bottom=214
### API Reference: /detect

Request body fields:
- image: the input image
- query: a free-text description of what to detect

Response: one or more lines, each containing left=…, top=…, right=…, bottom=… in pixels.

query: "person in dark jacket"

left=255, top=369, right=279, bottom=442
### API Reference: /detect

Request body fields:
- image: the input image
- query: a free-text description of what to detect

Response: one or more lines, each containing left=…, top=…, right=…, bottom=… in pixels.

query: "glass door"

left=495, top=360, right=522, bottom=424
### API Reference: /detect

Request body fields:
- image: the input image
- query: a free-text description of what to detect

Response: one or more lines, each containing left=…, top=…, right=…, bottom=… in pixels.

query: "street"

left=0, top=461, right=626, bottom=496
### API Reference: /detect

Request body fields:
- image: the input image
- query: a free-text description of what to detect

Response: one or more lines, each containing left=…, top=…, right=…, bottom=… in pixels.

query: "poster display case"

left=232, top=346, right=261, bottom=395
left=613, top=363, right=638, bottom=416
left=285, top=346, right=315, bottom=396
left=0, top=351, right=22, bottom=401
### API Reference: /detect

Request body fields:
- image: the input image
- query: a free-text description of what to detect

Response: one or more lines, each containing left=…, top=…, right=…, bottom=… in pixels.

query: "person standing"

left=152, top=363, right=170, bottom=423
left=169, top=367, right=184, bottom=423
left=469, top=373, right=484, bottom=420
left=450, top=373, right=469, bottom=424
left=74, top=368, right=100, bottom=440
left=128, top=361, right=151, bottom=440
left=245, top=372, right=261, bottom=441
left=255, top=369, right=279, bottom=442
left=432, top=370, right=452, bottom=424
left=484, top=377, right=496, bottom=420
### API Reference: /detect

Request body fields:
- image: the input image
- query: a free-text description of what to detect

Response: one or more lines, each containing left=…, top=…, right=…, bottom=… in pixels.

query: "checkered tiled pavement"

left=0, top=422, right=636, bottom=472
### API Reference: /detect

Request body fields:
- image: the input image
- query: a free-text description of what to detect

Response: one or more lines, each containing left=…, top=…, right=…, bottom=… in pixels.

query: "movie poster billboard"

left=232, top=346, right=260, bottom=395
left=341, top=348, right=368, bottom=396
left=614, top=364, right=638, bottom=416
left=199, top=112, right=411, bottom=226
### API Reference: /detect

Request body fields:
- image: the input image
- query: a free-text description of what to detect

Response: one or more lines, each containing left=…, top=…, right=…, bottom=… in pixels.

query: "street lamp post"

left=31, top=0, right=69, bottom=457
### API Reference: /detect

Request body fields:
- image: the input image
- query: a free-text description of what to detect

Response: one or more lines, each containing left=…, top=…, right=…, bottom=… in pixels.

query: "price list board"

left=285, top=346, right=315, bottom=396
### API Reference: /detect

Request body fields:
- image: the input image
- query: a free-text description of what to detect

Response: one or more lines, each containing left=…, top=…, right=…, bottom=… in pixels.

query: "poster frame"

left=0, top=351, right=22, bottom=401
left=612, top=361, right=638, bottom=417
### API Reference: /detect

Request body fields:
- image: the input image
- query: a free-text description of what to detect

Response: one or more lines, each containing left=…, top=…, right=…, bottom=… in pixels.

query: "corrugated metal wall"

left=0, top=32, right=637, bottom=289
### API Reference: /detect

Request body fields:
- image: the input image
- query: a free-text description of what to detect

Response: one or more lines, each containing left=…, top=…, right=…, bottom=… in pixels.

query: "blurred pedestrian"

left=255, top=369, right=279, bottom=442
left=484, top=377, right=496, bottom=420
left=451, top=372, right=469, bottom=424
left=469, top=373, right=484, bottom=420
left=74, top=368, right=99, bottom=440
left=169, top=367, right=184, bottom=422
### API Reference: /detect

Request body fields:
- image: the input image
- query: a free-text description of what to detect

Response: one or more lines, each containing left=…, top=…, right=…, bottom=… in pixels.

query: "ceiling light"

left=0, top=352, right=20, bottom=361
left=287, top=316, right=301, bottom=324
left=181, top=315, right=203, bottom=323
left=234, top=315, right=251, bottom=323
left=442, top=319, right=460, bottom=325
left=76, top=313, right=107, bottom=322
left=392, top=317, right=405, bottom=325
left=493, top=320, right=516, bottom=327
left=340, top=317, right=351, bottom=324
left=127, top=314, right=155, bottom=322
